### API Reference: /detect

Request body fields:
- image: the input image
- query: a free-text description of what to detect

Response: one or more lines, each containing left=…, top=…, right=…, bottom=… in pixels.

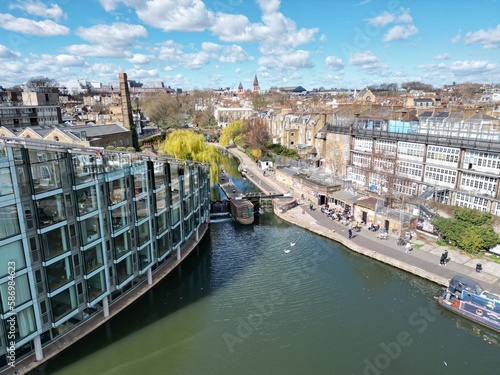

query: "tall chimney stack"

left=119, top=72, right=133, bottom=129
left=119, top=72, right=139, bottom=150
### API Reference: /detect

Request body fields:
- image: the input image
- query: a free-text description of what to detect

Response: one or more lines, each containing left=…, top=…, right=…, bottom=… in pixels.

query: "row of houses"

left=265, top=104, right=500, bottom=219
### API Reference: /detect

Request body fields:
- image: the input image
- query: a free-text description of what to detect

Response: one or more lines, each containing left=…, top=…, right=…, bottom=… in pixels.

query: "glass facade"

left=0, top=140, right=211, bottom=369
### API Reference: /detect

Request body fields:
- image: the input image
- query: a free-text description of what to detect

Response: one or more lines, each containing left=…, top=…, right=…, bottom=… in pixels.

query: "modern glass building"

left=0, top=138, right=211, bottom=370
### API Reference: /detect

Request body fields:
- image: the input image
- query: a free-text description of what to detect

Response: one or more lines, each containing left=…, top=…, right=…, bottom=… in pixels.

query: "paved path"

left=225, top=146, right=500, bottom=294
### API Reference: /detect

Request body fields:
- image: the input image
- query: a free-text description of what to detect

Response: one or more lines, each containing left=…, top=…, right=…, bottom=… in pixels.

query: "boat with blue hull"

left=437, top=275, right=500, bottom=333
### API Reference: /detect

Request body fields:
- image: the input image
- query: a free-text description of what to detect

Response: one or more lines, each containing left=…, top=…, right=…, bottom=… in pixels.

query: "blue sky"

left=0, top=0, right=499, bottom=91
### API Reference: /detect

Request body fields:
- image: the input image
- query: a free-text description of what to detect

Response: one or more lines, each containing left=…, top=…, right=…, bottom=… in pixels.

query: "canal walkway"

left=225, top=146, right=500, bottom=295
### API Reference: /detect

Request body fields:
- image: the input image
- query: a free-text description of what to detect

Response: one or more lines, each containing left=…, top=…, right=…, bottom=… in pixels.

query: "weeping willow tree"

left=158, top=129, right=220, bottom=183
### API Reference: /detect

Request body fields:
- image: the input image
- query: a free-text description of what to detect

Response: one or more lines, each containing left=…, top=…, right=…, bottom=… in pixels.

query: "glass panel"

left=157, top=233, right=172, bottom=258
left=169, top=161, right=179, bottom=181
left=0, top=167, right=14, bottom=196
left=153, top=162, right=166, bottom=189
left=155, top=189, right=167, bottom=212
left=137, top=222, right=150, bottom=247
left=103, top=152, right=131, bottom=173
left=80, top=216, right=101, bottom=246
left=183, top=173, right=191, bottom=196
left=172, top=225, right=181, bottom=246
left=41, top=227, right=68, bottom=260
left=111, top=205, right=129, bottom=232
left=36, top=194, right=66, bottom=228
left=29, top=151, right=62, bottom=194
left=171, top=181, right=180, bottom=205
left=135, top=198, right=148, bottom=221
left=17, top=165, right=29, bottom=194
left=156, top=211, right=168, bottom=233
left=4, top=306, right=36, bottom=342
left=138, top=246, right=151, bottom=269
left=0, top=144, right=8, bottom=163
left=0, top=274, right=31, bottom=313
left=76, top=186, right=98, bottom=216
left=83, top=244, right=104, bottom=274
left=113, top=231, right=131, bottom=259
left=0, top=241, right=26, bottom=277
left=0, top=204, right=20, bottom=240
left=72, top=153, right=95, bottom=184
left=171, top=206, right=180, bottom=225
left=108, top=178, right=127, bottom=205
left=45, top=256, right=73, bottom=292
left=115, top=256, right=133, bottom=285
left=50, top=286, right=77, bottom=322
left=134, top=170, right=147, bottom=197
left=86, top=270, right=105, bottom=302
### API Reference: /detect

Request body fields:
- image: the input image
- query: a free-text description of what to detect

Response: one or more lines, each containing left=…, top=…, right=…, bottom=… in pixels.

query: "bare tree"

left=24, top=76, right=59, bottom=93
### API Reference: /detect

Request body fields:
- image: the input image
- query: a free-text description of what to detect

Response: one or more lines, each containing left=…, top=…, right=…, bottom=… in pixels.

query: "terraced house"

left=0, top=138, right=210, bottom=371
left=323, top=105, right=500, bottom=215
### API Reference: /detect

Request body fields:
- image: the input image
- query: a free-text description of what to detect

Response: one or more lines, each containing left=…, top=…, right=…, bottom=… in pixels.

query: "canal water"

left=32, top=155, right=499, bottom=375
left=34, top=214, right=499, bottom=375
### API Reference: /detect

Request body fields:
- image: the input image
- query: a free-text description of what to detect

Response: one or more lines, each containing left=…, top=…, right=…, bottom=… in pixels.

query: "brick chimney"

left=119, top=73, right=133, bottom=129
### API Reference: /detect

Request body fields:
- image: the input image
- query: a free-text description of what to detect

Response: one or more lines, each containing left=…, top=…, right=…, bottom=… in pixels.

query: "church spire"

left=253, top=75, right=260, bottom=94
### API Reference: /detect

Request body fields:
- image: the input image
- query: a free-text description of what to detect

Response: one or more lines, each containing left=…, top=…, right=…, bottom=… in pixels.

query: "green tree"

left=158, top=129, right=220, bottom=183
left=432, top=206, right=500, bottom=254
left=219, top=120, right=243, bottom=146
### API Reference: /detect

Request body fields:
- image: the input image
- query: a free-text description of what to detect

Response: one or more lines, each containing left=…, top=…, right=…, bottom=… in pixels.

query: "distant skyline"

left=0, top=0, right=499, bottom=91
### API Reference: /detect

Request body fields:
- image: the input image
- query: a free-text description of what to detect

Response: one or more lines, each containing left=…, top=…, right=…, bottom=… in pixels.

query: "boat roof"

left=449, top=275, right=484, bottom=295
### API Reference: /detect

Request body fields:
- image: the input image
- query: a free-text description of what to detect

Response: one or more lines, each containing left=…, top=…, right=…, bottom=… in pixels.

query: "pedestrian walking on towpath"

left=348, top=228, right=353, bottom=239
left=440, top=250, right=449, bottom=265
left=405, top=242, right=412, bottom=253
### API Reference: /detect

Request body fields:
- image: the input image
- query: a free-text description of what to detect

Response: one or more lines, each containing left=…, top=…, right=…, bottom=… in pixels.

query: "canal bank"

left=225, top=146, right=500, bottom=295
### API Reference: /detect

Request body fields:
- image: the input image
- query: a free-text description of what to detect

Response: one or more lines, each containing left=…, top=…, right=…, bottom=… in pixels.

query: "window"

left=0, top=205, right=20, bottom=240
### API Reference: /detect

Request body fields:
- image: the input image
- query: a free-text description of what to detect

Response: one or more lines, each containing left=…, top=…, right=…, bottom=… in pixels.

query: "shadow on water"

left=31, top=208, right=289, bottom=375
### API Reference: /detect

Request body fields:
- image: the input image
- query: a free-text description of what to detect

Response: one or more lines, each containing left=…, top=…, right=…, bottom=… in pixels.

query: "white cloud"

left=463, top=25, right=500, bottom=49
left=128, top=54, right=153, bottom=65
left=76, top=23, right=147, bottom=47
left=325, top=56, right=344, bottom=71
left=365, top=8, right=417, bottom=42
left=0, top=45, right=21, bottom=59
left=164, top=66, right=174, bottom=71
left=9, top=0, right=66, bottom=21
left=349, top=51, right=378, bottom=65
left=64, top=44, right=133, bottom=58
left=157, top=40, right=253, bottom=70
left=450, top=60, right=496, bottom=75
left=365, top=9, right=412, bottom=27
left=349, top=51, right=389, bottom=76
left=433, top=53, right=450, bottom=60
left=137, top=0, right=213, bottom=32
left=365, top=11, right=397, bottom=27
left=259, top=50, right=313, bottom=70
left=383, top=24, right=418, bottom=42
left=0, top=13, right=69, bottom=36
left=54, top=54, right=87, bottom=67
left=451, top=31, right=462, bottom=44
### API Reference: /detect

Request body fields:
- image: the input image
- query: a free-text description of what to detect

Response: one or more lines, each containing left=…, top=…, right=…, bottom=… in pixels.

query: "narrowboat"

left=436, top=275, right=500, bottom=333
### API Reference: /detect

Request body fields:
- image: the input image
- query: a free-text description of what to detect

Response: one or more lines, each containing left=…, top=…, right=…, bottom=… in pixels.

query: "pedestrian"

left=348, top=228, right=353, bottom=239
left=405, top=242, right=412, bottom=253
left=440, top=250, right=448, bottom=265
